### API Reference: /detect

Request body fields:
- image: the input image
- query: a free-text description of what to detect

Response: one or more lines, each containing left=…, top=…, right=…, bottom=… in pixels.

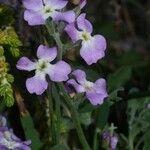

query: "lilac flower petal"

left=24, top=10, right=45, bottom=26
left=0, top=145, right=7, bottom=150
left=72, top=69, right=87, bottom=84
left=111, top=136, right=118, bottom=150
left=16, top=57, right=36, bottom=71
left=51, top=11, right=75, bottom=23
left=80, top=35, right=106, bottom=65
left=86, top=78, right=107, bottom=105
left=86, top=91, right=105, bottom=105
left=44, top=0, right=68, bottom=9
left=67, top=79, right=85, bottom=93
left=37, top=45, right=57, bottom=62
left=77, top=13, right=93, bottom=33
left=22, top=0, right=43, bottom=11
left=23, top=140, right=32, bottom=145
left=12, top=135, right=21, bottom=142
left=80, top=0, right=87, bottom=8
left=26, top=75, right=48, bottom=95
left=65, top=23, right=80, bottom=42
left=15, top=144, right=31, bottom=150
left=93, top=35, right=107, bottom=52
left=0, top=132, right=3, bottom=140
left=48, top=61, right=71, bottom=82
left=94, top=78, right=108, bottom=96
left=0, top=127, right=8, bottom=132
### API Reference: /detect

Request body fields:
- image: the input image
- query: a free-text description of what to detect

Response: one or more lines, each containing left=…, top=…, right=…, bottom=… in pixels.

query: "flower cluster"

left=17, top=45, right=71, bottom=95
left=17, top=0, right=108, bottom=105
left=66, top=69, right=107, bottom=105
left=65, top=13, right=106, bottom=65
left=23, top=0, right=75, bottom=25
left=0, top=116, right=31, bottom=150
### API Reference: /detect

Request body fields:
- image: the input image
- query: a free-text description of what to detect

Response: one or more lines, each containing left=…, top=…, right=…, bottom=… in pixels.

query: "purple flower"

left=23, top=0, right=75, bottom=26
left=65, top=13, right=107, bottom=65
left=16, top=45, right=71, bottom=95
left=0, top=128, right=31, bottom=150
left=103, top=132, right=118, bottom=150
left=66, top=69, right=108, bottom=105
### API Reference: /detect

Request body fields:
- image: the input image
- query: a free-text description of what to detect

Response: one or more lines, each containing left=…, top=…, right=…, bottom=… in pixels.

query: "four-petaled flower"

left=0, top=127, right=31, bottom=150
left=23, top=0, right=75, bottom=26
left=65, top=13, right=107, bottom=65
left=16, top=45, right=71, bottom=95
left=66, top=69, right=108, bottom=105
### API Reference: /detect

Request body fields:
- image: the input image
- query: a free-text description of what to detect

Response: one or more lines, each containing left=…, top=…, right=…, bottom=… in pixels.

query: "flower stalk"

left=59, top=83, right=91, bottom=150
left=46, top=19, right=90, bottom=149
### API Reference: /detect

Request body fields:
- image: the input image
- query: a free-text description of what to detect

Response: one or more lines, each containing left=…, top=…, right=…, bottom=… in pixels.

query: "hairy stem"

left=58, top=84, right=91, bottom=150
left=46, top=19, right=90, bottom=149
left=47, top=83, right=58, bottom=145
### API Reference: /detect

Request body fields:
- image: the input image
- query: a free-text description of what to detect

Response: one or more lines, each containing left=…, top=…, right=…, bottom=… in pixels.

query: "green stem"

left=58, top=84, right=91, bottom=150
left=128, top=134, right=134, bottom=150
left=52, top=83, right=61, bottom=143
left=46, top=19, right=63, bottom=60
left=46, top=19, right=90, bottom=149
left=47, top=83, right=58, bottom=145
left=93, top=129, right=98, bottom=150
left=46, top=19, right=62, bottom=145
left=53, top=32, right=63, bottom=60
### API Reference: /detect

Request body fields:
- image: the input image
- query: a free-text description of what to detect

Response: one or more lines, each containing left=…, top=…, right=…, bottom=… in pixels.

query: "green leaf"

left=21, top=114, right=42, bottom=150
left=108, top=66, right=132, bottom=92
left=96, top=101, right=110, bottom=129
left=0, top=27, right=22, bottom=57
left=79, top=102, right=95, bottom=113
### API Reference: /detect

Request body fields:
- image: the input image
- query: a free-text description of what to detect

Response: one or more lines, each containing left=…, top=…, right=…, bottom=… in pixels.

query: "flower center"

left=36, top=59, right=49, bottom=73
left=0, top=131, right=18, bottom=149
left=81, top=32, right=91, bottom=41
left=83, top=81, right=94, bottom=91
left=44, top=7, right=54, bottom=14
left=41, top=5, right=55, bottom=20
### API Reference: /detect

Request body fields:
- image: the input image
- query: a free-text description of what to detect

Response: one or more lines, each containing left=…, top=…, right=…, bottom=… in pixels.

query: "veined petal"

left=51, top=11, right=75, bottom=23
left=77, top=13, right=93, bottom=33
left=24, top=10, right=45, bottom=26
left=65, top=23, right=80, bottom=42
left=80, top=35, right=106, bottom=65
left=67, top=79, right=85, bottom=93
left=80, top=0, right=87, bottom=9
left=22, top=0, right=43, bottom=11
left=26, top=75, right=48, bottom=95
left=44, top=0, right=68, bottom=9
left=37, top=45, right=57, bottom=62
left=48, top=61, right=71, bottom=82
left=16, top=57, right=36, bottom=71
left=72, top=69, right=87, bottom=84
